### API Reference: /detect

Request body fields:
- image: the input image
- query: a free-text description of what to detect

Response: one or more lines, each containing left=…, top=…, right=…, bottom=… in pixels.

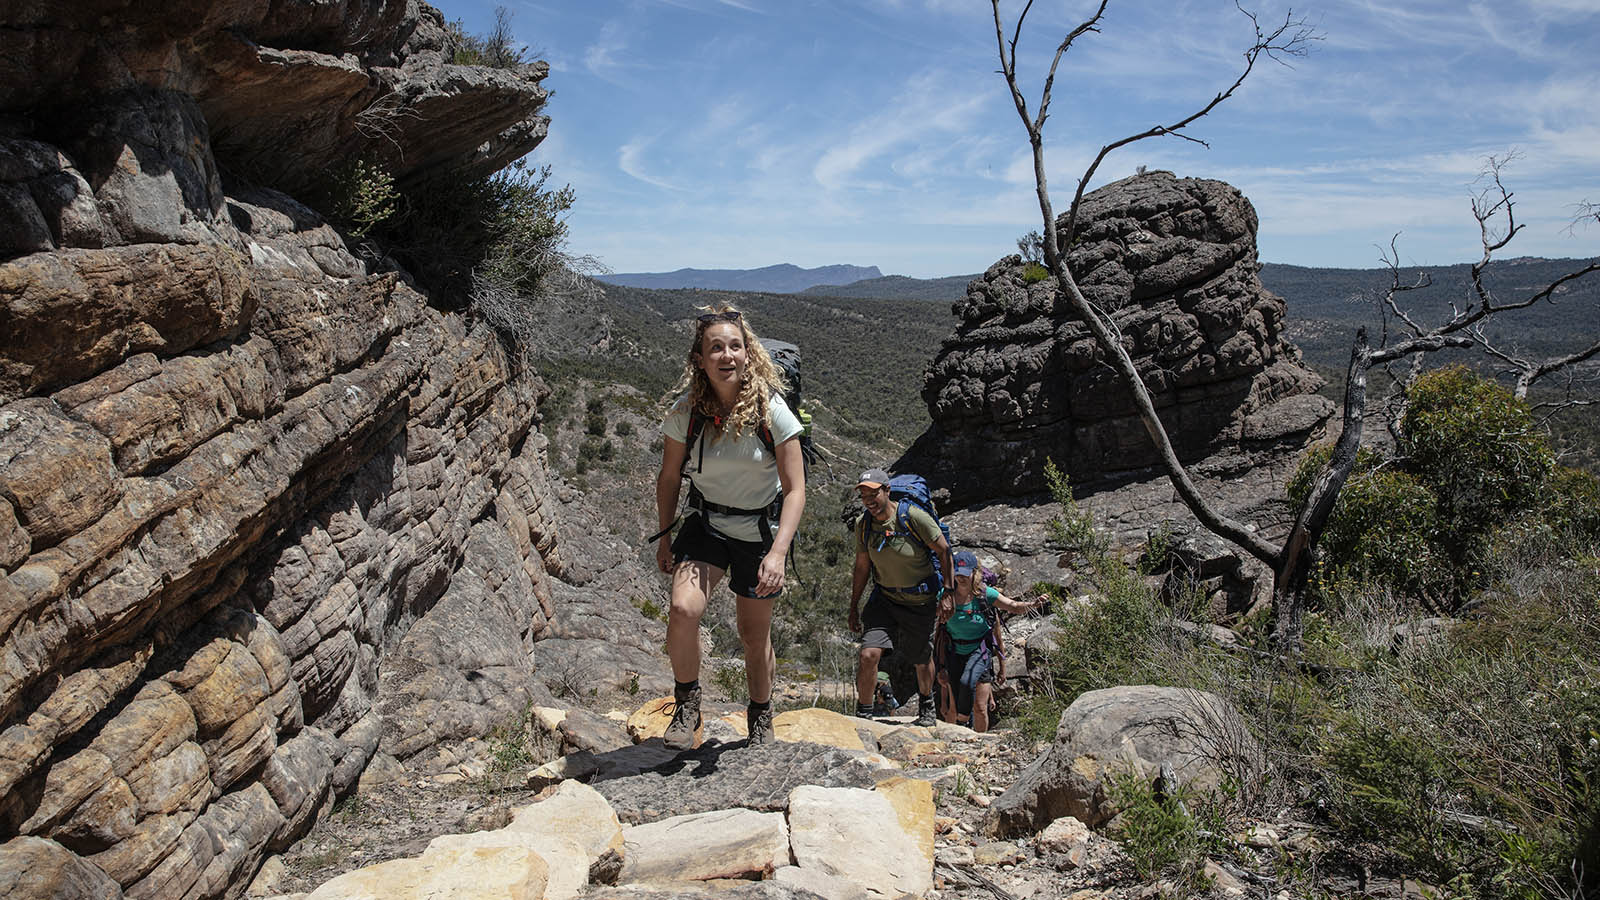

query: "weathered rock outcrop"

left=984, top=685, right=1264, bottom=837
left=0, top=0, right=548, bottom=198
left=0, top=4, right=664, bottom=898
left=905, top=171, right=1331, bottom=510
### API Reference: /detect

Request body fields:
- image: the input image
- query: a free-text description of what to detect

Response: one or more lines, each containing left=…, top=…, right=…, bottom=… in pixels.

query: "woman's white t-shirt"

left=663, top=393, right=803, bottom=543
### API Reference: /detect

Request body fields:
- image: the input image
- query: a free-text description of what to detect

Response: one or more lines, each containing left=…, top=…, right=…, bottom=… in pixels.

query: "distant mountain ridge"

left=799, top=273, right=978, bottom=301
left=597, top=263, right=881, bottom=293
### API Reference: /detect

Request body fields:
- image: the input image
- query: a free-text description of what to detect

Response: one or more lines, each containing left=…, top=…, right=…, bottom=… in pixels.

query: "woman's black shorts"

left=671, top=512, right=779, bottom=599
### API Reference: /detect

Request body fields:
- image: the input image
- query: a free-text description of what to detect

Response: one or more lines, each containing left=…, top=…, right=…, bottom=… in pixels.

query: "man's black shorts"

left=860, top=587, right=936, bottom=664
left=671, top=512, right=778, bottom=599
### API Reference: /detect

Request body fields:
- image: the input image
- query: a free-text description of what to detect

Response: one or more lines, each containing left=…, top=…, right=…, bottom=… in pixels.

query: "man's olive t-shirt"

left=663, top=394, right=802, bottom=543
left=855, top=504, right=941, bottom=606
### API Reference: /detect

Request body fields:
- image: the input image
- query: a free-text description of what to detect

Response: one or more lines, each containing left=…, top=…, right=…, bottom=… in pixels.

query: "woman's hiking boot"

left=663, top=683, right=702, bottom=751
left=913, top=695, right=937, bottom=729
left=747, top=701, right=774, bottom=745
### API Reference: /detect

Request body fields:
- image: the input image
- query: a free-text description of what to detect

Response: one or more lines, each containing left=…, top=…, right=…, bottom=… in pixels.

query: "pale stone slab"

left=426, top=831, right=588, bottom=900
left=787, top=785, right=932, bottom=900
left=873, top=776, right=935, bottom=865
left=773, top=709, right=865, bottom=751
left=506, top=779, right=625, bottom=859
left=773, top=865, right=870, bottom=900
left=619, top=807, right=789, bottom=883
left=305, top=845, right=548, bottom=900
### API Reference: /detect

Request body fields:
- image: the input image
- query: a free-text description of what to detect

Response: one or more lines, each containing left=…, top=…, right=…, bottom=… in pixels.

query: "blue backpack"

left=876, top=474, right=951, bottom=595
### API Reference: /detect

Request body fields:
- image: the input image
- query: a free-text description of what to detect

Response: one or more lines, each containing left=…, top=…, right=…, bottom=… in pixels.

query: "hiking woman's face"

left=697, top=322, right=747, bottom=394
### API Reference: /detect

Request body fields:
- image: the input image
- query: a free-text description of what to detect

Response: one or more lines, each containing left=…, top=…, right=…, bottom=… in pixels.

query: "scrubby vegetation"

left=444, top=6, right=525, bottom=69
left=1017, top=375, right=1600, bottom=897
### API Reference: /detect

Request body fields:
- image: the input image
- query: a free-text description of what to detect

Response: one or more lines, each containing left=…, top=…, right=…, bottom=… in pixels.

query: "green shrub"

left=1316, top=581, right=1600, bottom=896
left=379, top=159, right=596, bottom=361
left=1107, top=768, right=1225, bottom=884
left=614, top=420, right=634, bottom=437
left=1287, top=447, right=1449, bottom=601
left=1022, top=262, right=1050, bottom=284
left=1399, top=366, right=1554, bottom=555
left=1038, top=459, right=1176, bottom=699
left=1289, top=368, right=1562, bottom=609
left=316, top=159, right=398, bottom=238
left=711, top=664, right=747, bottom=701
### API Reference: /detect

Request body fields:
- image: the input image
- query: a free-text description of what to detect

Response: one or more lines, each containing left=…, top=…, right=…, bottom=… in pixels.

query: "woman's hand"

left=656, top=539, right=674, bottom=574
left=755, top=548, right=786, bottom=596
left=848, top=602, right=861, bottom=634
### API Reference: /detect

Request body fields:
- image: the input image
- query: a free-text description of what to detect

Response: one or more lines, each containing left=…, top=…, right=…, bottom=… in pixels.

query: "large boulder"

left=984, top=685, right=1264, bottom=836
left=903, top=171, right=1330, bottom=510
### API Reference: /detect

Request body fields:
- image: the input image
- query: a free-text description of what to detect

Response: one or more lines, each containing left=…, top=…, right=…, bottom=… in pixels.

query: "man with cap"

left=848, top=468, right=954, bottom=727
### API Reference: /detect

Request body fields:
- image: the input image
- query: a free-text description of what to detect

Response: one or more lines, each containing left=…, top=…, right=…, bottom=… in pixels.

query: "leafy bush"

left=1022, top=262, right=1050, bottom=284
left=375, top=159, right=600, bottom=358
left=1037, top=459, right=1179, bottom=699
left=1290, top=367, right=1562, bottom=609
left=1399, top=366, right=1554, bottom=550
left=1316, top=578, right=1600, bottom=897
left=1108, top=768, right=1225, bottom=884
left=1287, top=447, right=1448, bottom=601
left=315, top=159, right=398, bottom=238
left=711, top=664, right=747, bottom=701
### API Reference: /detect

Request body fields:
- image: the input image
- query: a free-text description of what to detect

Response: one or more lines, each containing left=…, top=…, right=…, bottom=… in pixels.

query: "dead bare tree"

left=992, top=2, right=1600, bottom=652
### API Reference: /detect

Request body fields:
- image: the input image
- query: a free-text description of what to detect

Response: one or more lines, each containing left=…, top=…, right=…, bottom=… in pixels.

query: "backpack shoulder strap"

left=895, top=499, right=922, bottom=548
left=683, top=412, right=708, bottom=475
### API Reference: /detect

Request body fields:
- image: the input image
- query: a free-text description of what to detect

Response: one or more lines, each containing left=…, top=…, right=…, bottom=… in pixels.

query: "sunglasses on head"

left=697, top=310, right=742, bottom=323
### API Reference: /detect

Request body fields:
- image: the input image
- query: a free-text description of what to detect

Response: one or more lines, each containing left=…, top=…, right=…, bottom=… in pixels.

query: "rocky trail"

left=254, top=680, right=1383, bottom=900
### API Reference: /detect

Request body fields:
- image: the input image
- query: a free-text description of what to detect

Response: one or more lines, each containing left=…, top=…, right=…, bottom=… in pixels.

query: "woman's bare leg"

left=667, top=560, right=723, bottom=683
left=735, top=594, right=776, bottom=704
left=972, top=682, right=993, bottom=733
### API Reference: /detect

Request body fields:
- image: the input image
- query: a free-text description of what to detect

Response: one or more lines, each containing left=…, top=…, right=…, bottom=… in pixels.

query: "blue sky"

left=437, top=0, right=1600, bottom=278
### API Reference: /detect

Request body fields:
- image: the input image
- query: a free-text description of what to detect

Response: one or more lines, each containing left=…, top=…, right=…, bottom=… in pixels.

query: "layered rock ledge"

left=0, top=3, right=667, bottom=898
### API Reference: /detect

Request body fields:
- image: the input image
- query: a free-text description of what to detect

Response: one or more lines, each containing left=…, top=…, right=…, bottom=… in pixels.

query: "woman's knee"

left=668, top=593, right=705, bottom=626
left=858, top=646, right=883, bottom=666
left=736, top=616, right=769, bottom=647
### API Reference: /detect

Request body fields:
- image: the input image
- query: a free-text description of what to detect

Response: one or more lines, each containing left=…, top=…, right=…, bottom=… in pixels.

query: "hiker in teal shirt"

left=935, top=550, right=1045, bottom=732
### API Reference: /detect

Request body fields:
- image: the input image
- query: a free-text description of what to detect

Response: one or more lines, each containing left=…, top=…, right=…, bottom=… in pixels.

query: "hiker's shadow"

left=587, top=737, right=741, bottom=783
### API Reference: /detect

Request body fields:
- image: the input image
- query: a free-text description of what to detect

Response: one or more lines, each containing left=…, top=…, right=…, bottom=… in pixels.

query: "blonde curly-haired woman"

left=653, top=305, right=806, bottom=749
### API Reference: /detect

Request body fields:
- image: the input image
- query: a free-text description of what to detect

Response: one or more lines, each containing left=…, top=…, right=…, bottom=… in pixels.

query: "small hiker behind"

left=935, top=550, right=1045, bottom=732
left=654, top=305, right=806, bottom=750
left=848, top=468, right=954, bottom=728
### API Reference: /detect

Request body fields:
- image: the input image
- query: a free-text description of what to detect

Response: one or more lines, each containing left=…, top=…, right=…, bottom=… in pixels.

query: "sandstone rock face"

left=905, top=171, right=1330, bottom=509
left=0, top=6, right=668, bottom=898
left=0, top=2, right=549, bottom=198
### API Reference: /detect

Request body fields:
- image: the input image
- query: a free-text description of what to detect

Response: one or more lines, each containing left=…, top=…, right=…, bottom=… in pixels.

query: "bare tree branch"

left=1058, top=5, right=1318, bottom=243
left=1273, top=329, right=1371, bottom=650
left=992, top=0, right=1287, bottom=570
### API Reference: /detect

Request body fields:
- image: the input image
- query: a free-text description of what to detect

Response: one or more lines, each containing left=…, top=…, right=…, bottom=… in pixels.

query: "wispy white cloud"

left=618, top=137, right=686, bottom=191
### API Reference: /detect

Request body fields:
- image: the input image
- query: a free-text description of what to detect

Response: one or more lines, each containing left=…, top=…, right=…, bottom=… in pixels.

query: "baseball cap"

left=857, top=468, right=891, bottom=489
left=952, top=550, right=979, bottom=578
